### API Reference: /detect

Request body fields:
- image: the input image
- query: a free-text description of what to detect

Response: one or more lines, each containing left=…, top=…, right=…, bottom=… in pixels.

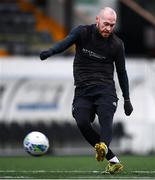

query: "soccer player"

left=40, top=7, right=133, bottom=174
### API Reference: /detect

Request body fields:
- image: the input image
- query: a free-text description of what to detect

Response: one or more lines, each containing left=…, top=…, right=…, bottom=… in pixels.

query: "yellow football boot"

left=94, top=142, right=107, bottom=161
left=105, top=162, right=123, bottom=174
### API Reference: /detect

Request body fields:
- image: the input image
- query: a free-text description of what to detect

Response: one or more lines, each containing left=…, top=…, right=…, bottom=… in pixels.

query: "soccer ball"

left=23, top=131, right=49, bottom=156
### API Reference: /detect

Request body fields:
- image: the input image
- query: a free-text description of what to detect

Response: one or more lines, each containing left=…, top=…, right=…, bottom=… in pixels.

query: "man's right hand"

left=40, top=50, right=51, bottom=60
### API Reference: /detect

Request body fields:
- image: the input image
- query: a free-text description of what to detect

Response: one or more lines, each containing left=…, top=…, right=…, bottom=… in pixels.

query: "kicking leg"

left=72, top=106, right=108, bottom=161
left=73, top=106, right=100, bottom=146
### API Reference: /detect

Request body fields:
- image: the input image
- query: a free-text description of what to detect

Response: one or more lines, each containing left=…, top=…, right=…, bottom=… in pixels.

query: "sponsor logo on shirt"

left=82, top=48, right=106, bottom=60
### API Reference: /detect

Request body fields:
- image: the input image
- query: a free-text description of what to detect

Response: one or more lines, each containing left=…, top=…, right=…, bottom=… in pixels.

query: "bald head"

left=98, top=7, right=117, bottom=21
left=96, top=7, right=117, bottom=37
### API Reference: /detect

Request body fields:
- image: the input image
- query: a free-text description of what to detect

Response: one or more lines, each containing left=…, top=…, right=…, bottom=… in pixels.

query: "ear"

left=96, top=16, right=99, bottom=28
left=96, top=15, right=99, bottom=24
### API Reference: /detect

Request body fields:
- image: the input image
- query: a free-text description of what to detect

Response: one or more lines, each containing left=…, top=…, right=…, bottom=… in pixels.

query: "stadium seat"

left=0, top=1, right=54, bottom=56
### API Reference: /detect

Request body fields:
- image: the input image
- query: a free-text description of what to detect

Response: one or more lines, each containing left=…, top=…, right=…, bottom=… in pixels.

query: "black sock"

left=106, top=147, right=115, bottom=161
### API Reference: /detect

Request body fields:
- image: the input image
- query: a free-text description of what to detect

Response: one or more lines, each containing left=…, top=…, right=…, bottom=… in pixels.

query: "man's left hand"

left=124, top=99, right=133, bottom=116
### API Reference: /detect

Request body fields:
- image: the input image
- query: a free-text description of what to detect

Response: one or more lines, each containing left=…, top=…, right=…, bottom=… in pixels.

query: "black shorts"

left=72, top=85, right=118, bottom=115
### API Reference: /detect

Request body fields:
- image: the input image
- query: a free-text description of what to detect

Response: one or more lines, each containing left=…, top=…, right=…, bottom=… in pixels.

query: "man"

left=40, top=7, right=133, bottom=174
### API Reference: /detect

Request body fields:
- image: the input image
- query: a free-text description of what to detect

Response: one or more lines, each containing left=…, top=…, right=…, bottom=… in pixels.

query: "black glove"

left=40, top=50, right=52, bottom=60
left=124, top=99, right=133, bottom=116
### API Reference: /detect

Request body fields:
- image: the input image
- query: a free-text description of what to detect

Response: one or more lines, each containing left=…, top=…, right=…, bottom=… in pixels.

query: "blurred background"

left=0, top=0, right=155, bottom=156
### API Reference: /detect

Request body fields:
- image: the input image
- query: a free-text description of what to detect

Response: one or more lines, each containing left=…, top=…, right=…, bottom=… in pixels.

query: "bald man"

left=40, top=7, right=133, bottom=174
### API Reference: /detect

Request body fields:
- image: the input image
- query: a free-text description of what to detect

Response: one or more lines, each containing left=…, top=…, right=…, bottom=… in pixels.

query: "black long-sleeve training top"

left=47, top=24, right=129, bottom=99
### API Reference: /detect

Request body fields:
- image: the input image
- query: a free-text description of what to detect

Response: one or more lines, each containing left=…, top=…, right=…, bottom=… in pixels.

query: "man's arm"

left=40, top=26, right=81, bottom=60
left=115, top=41, right=133, bottom=116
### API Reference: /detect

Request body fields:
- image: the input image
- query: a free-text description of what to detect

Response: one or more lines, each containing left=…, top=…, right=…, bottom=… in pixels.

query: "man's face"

left=96, top=12, right=116, bottom=38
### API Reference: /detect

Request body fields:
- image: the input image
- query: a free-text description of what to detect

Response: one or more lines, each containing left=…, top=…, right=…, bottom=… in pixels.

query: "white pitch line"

left=0, top=170, right=155, bottom=179
left=0, top=176, right=32, bottom=179
left=0, top=170, right=101, bottom=173
left=132, top=171, right=155, bottom=173
left=0, top=170, right=155, bottom=173
left=0, top=175, right=154, bottom=179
